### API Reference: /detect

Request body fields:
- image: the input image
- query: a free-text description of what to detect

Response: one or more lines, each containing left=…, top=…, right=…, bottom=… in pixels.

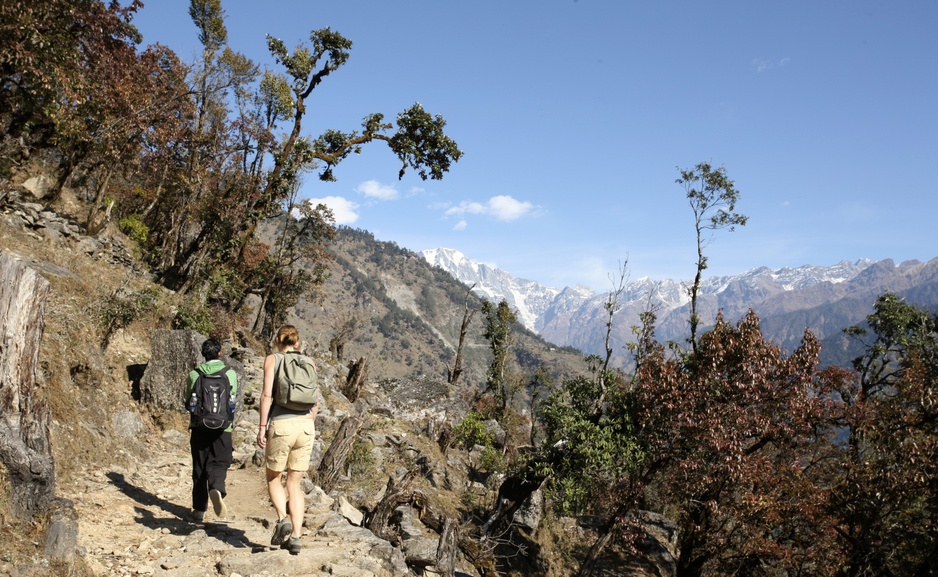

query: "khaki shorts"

left=265, top=417, right=315, bottom=472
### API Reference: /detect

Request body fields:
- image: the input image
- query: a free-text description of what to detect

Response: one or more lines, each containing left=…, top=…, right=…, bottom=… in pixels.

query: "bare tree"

left=343, top=357, right=367, bottom=402
left=329, top=295, right=366, bottom=361
left=591, top=259, right=628, bottom=416
left=449, top=283, right=477, bottom=387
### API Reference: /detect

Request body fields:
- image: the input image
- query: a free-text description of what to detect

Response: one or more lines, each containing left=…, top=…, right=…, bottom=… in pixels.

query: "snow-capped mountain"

left=422, top=247, right=937, bottom=367
left=421, top=248, right=561, bottom=331
left=422, top=248, right=874, bottom=331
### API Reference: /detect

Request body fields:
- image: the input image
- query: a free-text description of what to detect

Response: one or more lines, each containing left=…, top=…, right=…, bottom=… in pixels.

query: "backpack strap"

left=272, top=353, right=283, bottom=401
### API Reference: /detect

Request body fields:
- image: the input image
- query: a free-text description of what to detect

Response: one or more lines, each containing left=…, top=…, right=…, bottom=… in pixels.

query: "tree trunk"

left=481, top=474, right=546, bottom=537
left=140, top=163, right=169, bottom=221
left=577, top=523, right=617, bottom=577
left=314, top=414, right=363, bottom=493
left=85, top=163, right=115, bottom=234
left=251, top=278, right=277, bottom=336
left=0, top=251, right=56, bottom=518
left=412, top=490, right=499, bottom=577
left=449, top=284, right=477, bottom=387
left=176, top=231, right=214, bottom=294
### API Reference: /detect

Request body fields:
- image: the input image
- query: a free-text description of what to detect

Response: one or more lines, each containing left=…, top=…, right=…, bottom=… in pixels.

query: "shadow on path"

left=106, top=471, right=264, bottom=549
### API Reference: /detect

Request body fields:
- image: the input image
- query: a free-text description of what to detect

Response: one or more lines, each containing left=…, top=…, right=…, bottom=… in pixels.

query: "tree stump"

left=0, top=251, right=56, bottom=518
left=366, top=468, right=418, bottom=543
left=413, top=490, right=498, bottom=577
left=435, top=516, right=458, bottom=577
left=343, top=356, right=367, bottom=402
left=315, top=414, right=363, bottom=493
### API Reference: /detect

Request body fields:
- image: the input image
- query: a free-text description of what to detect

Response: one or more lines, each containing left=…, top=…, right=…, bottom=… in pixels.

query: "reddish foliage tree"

left=825, top=294, right=938, bottom=576
left=630, top=310, right=844, bottom=575
left=0, top=0, right=141, bottom=140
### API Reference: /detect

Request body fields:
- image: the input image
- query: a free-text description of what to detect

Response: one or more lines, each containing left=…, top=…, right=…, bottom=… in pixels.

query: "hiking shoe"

left=209, top=489, right=227, bottom=519
left=190, top=509, right=205, bottom=522
left=270, top=517, right=293, bottom=546
left=281, top=536, right=301, bottom=555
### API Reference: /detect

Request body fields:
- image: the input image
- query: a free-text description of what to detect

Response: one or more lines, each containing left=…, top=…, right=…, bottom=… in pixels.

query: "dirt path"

left=58, top=432, right=408, bottom=577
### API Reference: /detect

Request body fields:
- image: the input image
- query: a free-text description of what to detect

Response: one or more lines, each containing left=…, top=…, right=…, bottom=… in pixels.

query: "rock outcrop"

left=140, top=329, right=247, bottom=424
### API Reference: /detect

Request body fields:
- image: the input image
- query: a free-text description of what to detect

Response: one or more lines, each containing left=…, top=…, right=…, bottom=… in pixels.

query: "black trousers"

left=189, top=428, right=233, bottom=511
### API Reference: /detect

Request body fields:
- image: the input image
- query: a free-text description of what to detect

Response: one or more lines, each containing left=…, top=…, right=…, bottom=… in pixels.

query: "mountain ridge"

left=421, top=247, right=937, bottom=368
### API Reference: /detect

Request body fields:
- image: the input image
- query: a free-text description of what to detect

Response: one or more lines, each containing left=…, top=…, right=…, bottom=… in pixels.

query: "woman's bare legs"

left=285, top=469, right=304, bottom=538
left=268, top=467, right=304, bottom=538
left=266, top=467, right=288, bottom=520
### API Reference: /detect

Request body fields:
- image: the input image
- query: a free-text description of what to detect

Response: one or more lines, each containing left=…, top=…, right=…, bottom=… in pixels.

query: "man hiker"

left=185, top=338, right=238, bottom=521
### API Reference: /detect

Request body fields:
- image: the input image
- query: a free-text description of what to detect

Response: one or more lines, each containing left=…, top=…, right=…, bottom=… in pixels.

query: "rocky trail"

left=58, top=429, right=413, bottom=577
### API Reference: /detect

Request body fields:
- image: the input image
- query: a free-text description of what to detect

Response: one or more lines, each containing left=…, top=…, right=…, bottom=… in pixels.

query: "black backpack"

left=187, top=365, right=233, bottom=430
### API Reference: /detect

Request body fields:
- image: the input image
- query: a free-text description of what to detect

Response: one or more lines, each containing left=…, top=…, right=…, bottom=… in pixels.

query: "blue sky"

left=132, top=1, right=938, bottom=292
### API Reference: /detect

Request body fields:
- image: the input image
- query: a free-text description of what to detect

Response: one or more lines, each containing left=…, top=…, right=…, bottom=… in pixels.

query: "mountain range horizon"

left=425, top=247, right=883, bottom=294
left=422, top=246, right=887, bottom=330
left=420, top=246, right=938, bottom=369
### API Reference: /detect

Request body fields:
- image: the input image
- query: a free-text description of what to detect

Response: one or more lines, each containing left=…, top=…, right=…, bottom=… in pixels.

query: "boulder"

left=371, top=377, right=469, bottom=426
left=512, top=485, right=544, bottom=533
left=140, top=330, right=247, bottom=424
left=139, top=329, right=203, bottom=414
left=336, top=494, right=364, bottom=526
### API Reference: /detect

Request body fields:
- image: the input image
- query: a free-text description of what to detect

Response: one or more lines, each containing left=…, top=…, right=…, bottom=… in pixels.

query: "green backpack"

left=274, top=352, right=319, bottom=411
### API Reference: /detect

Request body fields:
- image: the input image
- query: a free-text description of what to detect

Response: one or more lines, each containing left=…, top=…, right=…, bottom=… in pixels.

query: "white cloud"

left=444, top=195, right=536, bottom=222
left=753, top=57, right=790, bottom=73
left=445, top=201, right=484, bottom=217
left=355, top=180, right=398, bottom=200
left=489, top=195, right=535, bottom=221
left=310, top=196, right=360, bottom=225
left=453, top=220, right=467, bottom=231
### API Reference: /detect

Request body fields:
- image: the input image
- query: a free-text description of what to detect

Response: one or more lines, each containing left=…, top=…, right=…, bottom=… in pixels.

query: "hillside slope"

left=272, top=225, right=587, bottom=389
left=0, top=189, right=601, bottom=575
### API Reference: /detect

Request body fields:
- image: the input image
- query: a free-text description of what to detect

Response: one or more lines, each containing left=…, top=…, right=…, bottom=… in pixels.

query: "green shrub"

left=548, top=476, right=591, bottom=517
left=118, top=214, right=150, bottom=245
left=208, top=266, right=247, bottom=307
left=479, top=446, right=506, bottom=473
left=173, top=299, right=214, bottom=335
left=453, top=411, right=494, bottom=451
left=97, top=286, right=160, bottom=347
left=346, top=439, right=375, bottom=479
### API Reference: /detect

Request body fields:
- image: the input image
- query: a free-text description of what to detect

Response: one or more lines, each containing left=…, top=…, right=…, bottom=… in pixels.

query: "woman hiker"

left=256, top=325, right=319, bottom=554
